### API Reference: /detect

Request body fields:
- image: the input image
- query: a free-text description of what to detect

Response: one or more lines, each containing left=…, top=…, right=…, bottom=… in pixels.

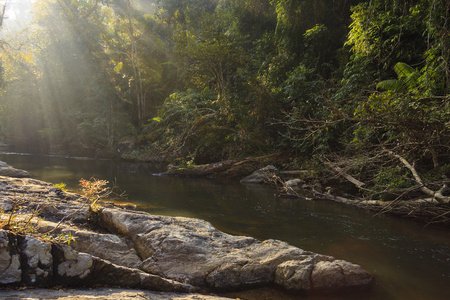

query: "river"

left=0, top=153, right=449, bottom=300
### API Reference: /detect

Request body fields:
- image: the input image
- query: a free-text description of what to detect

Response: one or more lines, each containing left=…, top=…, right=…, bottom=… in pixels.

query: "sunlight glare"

left=0, top=0, right=36, bottom=34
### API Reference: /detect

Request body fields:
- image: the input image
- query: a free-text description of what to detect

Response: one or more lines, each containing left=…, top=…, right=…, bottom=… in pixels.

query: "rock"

left=0, top=288, right=236, bottom=299
left=97, top=208, right=373, bottom=292
left=0, top=161, right=31, bottom=178
left=56, top=246, right=93, bottom=280
left=0, top=176, right=89, bottom=224
left=36, top=220, right=142, bottom=269
left=53, top=243, right=195, bottom=292
left=0, top=231, right=21, bottom=284
left=311, top=260, right=374, bottom=290
left=240, top=165, right=279, bottom=184
left=275, top=259, right=314, bottom=290
left=0, top=199, right=13, bottom=211
left=284, top=178, right=302, bottom=187
left=0, top=229, right=196, bottom=293
left=70, top=229, right=142, bottom=269
left=20, top=236, right=53, bottom=286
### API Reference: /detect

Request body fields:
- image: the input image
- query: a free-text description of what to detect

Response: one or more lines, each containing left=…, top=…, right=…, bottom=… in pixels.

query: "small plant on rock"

left=43, top=232, right=76, bottom=245
left=0, top=197, right=39, bottom=234
left=79, top=178, right=111, bottom=212
left=52, top=182, right=68, bottom=192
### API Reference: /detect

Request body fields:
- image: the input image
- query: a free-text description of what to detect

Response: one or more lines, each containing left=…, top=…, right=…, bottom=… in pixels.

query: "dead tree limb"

left=321, top=159, right=366, bottom=188
left=386, top=150, right=450, bottom=204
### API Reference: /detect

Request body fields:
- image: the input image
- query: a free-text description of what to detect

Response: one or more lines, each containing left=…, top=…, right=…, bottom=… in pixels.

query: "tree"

left=173, top=7, right=245, bottom=113
left=108, top=0, right=147, bottom=125
left=0, top=1, right=6, bottom=28
left=0, top=0, right=130, bottom=153
left=0, top=0, right=8, bottom=88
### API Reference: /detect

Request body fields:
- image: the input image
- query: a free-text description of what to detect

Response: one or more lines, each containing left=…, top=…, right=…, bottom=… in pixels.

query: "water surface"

left=1, top=153, right=449, bottom=300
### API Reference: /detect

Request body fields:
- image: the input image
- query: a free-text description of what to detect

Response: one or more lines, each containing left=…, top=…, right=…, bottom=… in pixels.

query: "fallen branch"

left=322, top=160, right=366, bottom=188
left=312, top=189, right=448, bottom=225
left=386, top=149, right=450, bottom=204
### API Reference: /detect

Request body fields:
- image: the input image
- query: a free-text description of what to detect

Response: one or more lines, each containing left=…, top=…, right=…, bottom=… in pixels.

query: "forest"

left=0, top=0, right=449, bottom=221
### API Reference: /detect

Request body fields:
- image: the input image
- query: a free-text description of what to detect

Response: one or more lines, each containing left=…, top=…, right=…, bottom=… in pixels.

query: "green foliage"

left=173, top=153, right=197, bottom=169
left=377, top=62, right=420, bottom=92
left=53, top=182, right=68, bottom=192
left=374, top=165, right=412, bottom=191
left=0, top=198, right=39, bottom=235
left=148, top=89, right=227, bottom=162
left=344, top=0, right=449, bottom=96
left=302, top=24, right=329, bottom=70
left=280, top=64, right=321, bottom=107
left=0, top=0, right=448, bottom=193
left=43, top=232, right=76, bottom=246
left=354, top=92, right=450, bottom=149
left=171, top=5, right=247, bottom=113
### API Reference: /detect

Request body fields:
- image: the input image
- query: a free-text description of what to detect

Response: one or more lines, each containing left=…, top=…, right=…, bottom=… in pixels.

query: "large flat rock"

left=98, top=208, right=373, bottom=291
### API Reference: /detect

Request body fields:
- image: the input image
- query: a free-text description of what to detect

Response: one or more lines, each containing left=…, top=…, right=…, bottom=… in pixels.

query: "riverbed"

left=0, top=153, right=449, bottom=300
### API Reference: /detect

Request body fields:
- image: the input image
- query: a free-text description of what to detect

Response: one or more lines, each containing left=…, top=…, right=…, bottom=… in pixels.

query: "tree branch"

left=386, top=149, right=450, bottom=203
left=322, top=159, right=366, bottom=188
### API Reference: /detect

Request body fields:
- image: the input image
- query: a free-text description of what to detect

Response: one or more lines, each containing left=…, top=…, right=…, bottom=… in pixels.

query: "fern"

left=376, top=79, right=404, bottom=92
left=393, top=62, right=415, bottom=78
left=377, top=62, right=419, bottom=92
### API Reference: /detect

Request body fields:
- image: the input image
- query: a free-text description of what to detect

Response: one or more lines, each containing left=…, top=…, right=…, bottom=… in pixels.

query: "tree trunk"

left=125, top=0, right=145, bottom=126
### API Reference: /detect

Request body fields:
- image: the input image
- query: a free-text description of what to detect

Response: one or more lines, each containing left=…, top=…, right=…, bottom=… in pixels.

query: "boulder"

left=0, top=161, right=31, bottom=178
left=311, top=260, right=373, bottom=289
left=55, top=244, right=195, bottom=292
left=0, top=229, right=196, bottom=293
left=36, top=220, right=142, bottom=269
left=97, top=208, right=373, bottom=292
left=240, top=165, right=279, bottom=184
left=275, top=259, right=314, bottom=290
left=0, top=230, right=22, bottom=284
left=0, top=176, right=88, bottom=223
left=284, top=178, right=302, bottom=187
left=20, top=236, right=53, bottom=286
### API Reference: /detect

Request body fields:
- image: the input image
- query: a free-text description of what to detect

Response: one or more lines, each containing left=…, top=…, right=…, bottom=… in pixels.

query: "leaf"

left=394, top=62, right=415, bottom=79
left=376, top=79, right=404, bottom=92
left=404, top=71, right=420, bottom=90
left=378, top=63, right=420, bottom=92
left=114, top=61, right=123, bottom=73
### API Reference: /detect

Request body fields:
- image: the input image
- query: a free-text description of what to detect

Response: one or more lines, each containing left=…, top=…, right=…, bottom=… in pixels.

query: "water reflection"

left=0, top=153, right=449, bottom=300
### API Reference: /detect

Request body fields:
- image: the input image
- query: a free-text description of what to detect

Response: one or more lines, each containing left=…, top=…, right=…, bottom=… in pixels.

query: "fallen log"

left=161, top=152, right=291, bottom=178
left=312, top=190, right=449, bottom=225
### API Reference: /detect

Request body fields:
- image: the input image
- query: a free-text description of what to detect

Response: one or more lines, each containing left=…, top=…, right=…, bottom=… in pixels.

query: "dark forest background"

left=1, top=0, right=449, bottom=202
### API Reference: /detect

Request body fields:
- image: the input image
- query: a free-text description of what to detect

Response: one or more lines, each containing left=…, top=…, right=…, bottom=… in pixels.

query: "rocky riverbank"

left=0, top=161, right=373, bottom=299
left=164, top=158, right=450, bottom=226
